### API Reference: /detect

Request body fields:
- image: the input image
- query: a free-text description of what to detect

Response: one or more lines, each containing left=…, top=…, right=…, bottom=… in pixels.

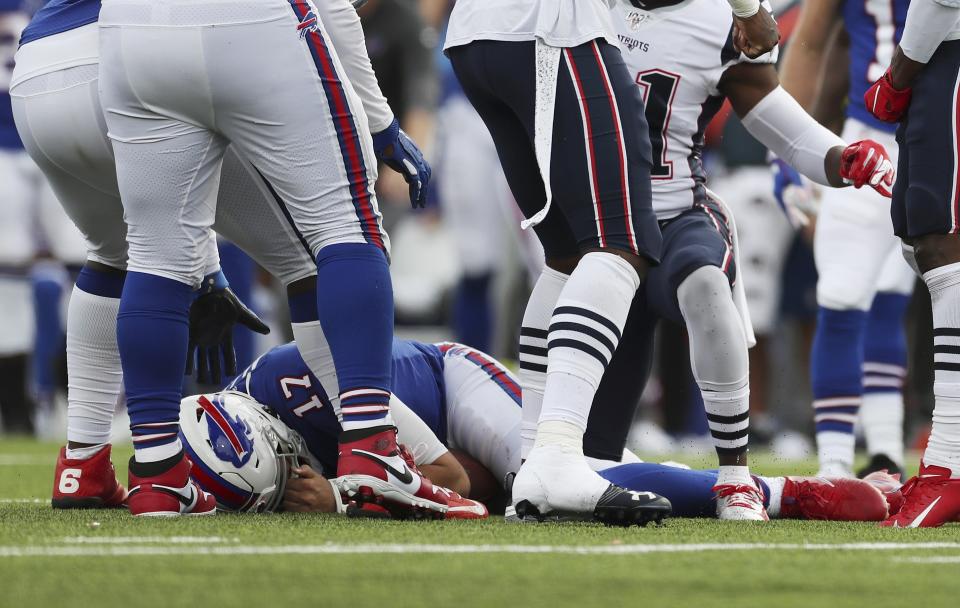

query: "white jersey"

left=612, top=0, right=778, bottom=220
left=444, top=0, right=620, bottom=50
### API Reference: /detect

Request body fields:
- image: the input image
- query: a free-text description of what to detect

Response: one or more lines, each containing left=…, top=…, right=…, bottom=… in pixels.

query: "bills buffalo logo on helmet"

left=198, top=395, right=255, bottom=468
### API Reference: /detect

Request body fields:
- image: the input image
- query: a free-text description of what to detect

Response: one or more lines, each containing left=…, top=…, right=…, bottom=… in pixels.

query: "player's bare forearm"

left=778, top=0, right=843, bottom=110
left=420, top=452, right=471, bottom=497
left=888, top=47, right=926, bottom=91
left=810, top=27, right=850, bottom=132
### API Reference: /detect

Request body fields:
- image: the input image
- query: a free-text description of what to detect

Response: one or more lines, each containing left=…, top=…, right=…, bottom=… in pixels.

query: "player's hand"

left=770, top=157, right=813, bottom=228
left=839, top=139, right=896, bottom=198
left=732, top=7, right=780, bottom=59
left=187, top=271, right=270, bottom=385
left=372, top=118, right=431, bottom=209
left=864, top=68, right=912, bottom=123
left=283, top=464, right=339, bottom=513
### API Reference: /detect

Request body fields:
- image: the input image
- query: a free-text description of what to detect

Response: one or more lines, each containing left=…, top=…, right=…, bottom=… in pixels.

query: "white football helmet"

left=179, top=391, right=303, bottom=512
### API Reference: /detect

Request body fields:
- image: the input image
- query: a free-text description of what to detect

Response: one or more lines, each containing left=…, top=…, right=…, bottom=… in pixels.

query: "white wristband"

left=728, top=0, right=760, bottom=17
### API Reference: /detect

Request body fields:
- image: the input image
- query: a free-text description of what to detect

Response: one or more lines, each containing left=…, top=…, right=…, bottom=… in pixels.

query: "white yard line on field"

left=1, top=542, right=959, bottom=558
left=61, top=536, right=239, bottom=544
left=893, top=555, right=960, bottom=564
left=0, top=498, right=46, bottom=504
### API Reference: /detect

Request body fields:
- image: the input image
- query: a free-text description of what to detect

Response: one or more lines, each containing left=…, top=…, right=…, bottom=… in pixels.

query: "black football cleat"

left=857, top=454, right=904, bottom=480
left=514, top=484, right=671, bottom=527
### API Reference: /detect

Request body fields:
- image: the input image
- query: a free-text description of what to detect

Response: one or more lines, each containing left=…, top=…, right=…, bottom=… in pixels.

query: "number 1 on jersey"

left=636, top=69, right=681, bottom=180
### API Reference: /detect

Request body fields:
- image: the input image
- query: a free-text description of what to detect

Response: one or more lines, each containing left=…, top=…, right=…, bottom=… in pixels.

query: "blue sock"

left=315, top=243, right=393, bottom=431
left=31, top=265, right=66, bottom=398
left=863, top=292, right=910, bottom=393
left=219, top=242, right=257, bottom=375
left=599, top=463, right=720, bottom=518
left=810, top=307, right=868, bottom=435
left=118, top=272, right=193, bottom=461
left=453, top=272, right=493, bottom=352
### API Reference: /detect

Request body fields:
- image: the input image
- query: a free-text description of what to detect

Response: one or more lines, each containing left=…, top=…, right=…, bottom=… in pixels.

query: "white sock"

left=291, top=321, right=342, bottom=417
left=817, top=431, right=856, bottom=476
left=135, top=438, right=183, bottom=463
left=923, top=262, right=960, bottom=478
left=761, top=476, right=785, bottom=518
left=65, top=443, right=107, bottom=461
left=677, top=267, right=751, bottom=463
left=715, top=465, right=753, bottom=487
left=519, top=267, right=568, bottom=460
left=860, top=391, right=905, bottom=466
left=66, top=286, right=123, bottom=446
left=538, top=253, right=640, bottom=435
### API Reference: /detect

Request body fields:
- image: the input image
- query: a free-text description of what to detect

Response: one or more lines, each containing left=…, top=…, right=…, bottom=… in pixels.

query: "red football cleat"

left=881, top=463, right=960, bottom=528
left=51, top=446, right=128, bottom=509
left=444, top=490, right=489, bottom=520
left=337, top=428, right=448, bottom=519
left=780, top=476, right=889, bottom=521
left=127, top=452, right=216, bottom=517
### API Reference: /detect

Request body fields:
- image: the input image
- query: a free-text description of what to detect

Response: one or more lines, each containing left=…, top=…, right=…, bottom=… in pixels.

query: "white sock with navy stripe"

left=518, top=267, right=569, bottom=461
left=538, top=253, right=640, bottom=438
left=923, top=262, right=960, bottom=478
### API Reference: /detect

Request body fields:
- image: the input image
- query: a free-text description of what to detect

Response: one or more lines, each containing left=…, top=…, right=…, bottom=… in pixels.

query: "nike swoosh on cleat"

left=352, top=450, right=414, bottom=485
left=908, top=496, right=942, bottom=528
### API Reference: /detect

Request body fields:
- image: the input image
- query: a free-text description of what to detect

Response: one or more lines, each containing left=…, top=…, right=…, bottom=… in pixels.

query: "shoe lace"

left=713, top=484, right=763, bottom=506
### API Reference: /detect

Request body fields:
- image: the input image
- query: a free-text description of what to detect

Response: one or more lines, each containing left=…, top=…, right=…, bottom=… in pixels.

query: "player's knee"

left=676, top=266, right=735, bottom=328
left=913, top=234, right=960, bottom=274
left=816, top=277, right=873, bottom=311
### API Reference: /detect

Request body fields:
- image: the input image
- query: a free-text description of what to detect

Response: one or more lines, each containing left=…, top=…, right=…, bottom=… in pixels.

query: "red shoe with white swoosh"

left=337, top=427, right=448, bottom=520
left=880, top=463, right=960, bottom=528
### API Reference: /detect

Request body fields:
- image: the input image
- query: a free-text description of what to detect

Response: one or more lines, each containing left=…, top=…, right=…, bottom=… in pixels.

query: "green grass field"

left=1, top=438, right=957, bottom=608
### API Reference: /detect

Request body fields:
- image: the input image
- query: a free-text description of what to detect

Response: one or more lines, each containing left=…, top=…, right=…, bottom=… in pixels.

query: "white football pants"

left=10, top=22, right=317, bottom=286
left=97, top=0, right=386, bottom=286
left=815, top=119, right=915, bottom=311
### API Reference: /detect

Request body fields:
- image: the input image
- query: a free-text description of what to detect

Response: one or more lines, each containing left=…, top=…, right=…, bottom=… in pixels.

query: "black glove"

left=186, top=286, right=270, bottom=385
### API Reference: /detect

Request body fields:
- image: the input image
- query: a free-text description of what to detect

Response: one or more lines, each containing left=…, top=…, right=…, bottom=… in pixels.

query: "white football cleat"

left=512, top=444, right=671, bottom=526
left=714, top=482, right=769, bottom=521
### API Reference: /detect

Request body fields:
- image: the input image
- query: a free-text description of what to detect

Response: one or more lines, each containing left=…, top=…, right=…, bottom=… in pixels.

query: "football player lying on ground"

left=551, top=0, right=897, bottom=521
left=180, top=339, right=901, bottom=521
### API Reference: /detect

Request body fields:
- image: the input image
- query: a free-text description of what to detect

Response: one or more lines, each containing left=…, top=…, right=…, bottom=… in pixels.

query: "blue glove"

left=187, top=270, right=270, bottom=385
left=372, top=118, right=431, bottom=209
left=770, top=156, right=812, bottom=228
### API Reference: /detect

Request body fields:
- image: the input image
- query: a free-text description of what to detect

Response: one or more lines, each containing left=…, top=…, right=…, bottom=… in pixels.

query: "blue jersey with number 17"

left=226, top=340, right=448, bottom=477
left=843, top=0, right=909, bottom=133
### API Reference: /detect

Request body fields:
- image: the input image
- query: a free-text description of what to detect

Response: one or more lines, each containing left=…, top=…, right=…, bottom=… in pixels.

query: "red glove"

left=840, top=139, right=896, bottom=198
left=864, top=69, right=912, bottom=123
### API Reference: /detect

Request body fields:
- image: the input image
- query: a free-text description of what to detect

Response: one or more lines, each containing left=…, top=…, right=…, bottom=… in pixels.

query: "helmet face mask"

left=179, top=391, right=304, bottom=513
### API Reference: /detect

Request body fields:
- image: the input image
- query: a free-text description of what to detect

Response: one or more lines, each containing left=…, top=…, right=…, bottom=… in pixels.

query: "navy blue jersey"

left=228, top=339, right=447, bottom=477
left=842, top=0, right=909, bottom=133
left=19, top=0, right=99, bottom=46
